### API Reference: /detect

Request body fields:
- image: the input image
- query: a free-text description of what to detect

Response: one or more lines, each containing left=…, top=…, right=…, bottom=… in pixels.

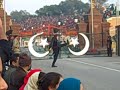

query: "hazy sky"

left=5, top=0, right=116, bottom=15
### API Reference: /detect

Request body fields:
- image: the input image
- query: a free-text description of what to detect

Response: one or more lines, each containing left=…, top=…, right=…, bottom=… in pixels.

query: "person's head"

left=20, top=69, right=45, bottom=90
left=27, top=71, right=46, bottom=90
left=14, top=35, right=20, bottom=40
left=57, top=78, right=84, bottom=90
left=0, top=58, right=8, bottom=90
left=37, top=72, right=63, bottom=90
left=10, top=54, right=19, bottom=67
left=19, top=53, right=32, bottom=71
left=38, top=72, right=46, bottom=81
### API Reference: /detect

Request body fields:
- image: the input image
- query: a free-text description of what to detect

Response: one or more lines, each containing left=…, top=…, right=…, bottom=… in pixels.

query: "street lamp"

left=31, top=27, right=34, bottom=35
left=74, top=18, right=79, bottom=32
left=43, top=24, right=45, bottom=27
left=24, top=28, right=26, bottom=31
left=74, top=18, right=78, bottom=23
left=58, top=21, right=62, bottom=26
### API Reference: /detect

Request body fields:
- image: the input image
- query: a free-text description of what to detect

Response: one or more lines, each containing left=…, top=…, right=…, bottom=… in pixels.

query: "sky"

left=5, top=0, right=116, bottom=15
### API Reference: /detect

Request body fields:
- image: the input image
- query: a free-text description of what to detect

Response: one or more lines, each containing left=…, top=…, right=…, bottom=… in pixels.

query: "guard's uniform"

left=49, top=36, right=67, bottom=67
left=107, top=36, right=112, bottom=57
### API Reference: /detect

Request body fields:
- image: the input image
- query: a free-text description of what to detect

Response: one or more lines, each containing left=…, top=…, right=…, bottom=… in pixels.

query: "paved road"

left=32, top=56, right=120, bottom=90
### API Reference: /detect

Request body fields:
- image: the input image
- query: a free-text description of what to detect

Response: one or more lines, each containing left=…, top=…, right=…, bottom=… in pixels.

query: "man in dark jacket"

left=3, top=54, right=19, bottom=89
left=0, top=20, right=14, bottom=77
left=49, top=34, right=68, bottom=67
left=9, top=53, right=32, bottom=90
left=0, top=17, right=8, bottom=90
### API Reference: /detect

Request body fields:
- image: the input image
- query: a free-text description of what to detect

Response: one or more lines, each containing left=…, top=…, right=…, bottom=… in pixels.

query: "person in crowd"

left=19, top=69, right=42, bottom=90
left=20, top=69, right=45, bottom=90
left=0, top=18, right=11, bottom=90
left=8, top=35, right=14, bottom=48
left=3, top=54, right=19, bottom=89
left=6, top=29, right=14, bottom=48
left=9, top=53, right=32, bottom=90
left=107, top=35, right=112, bottom=57
left=37, top=72, right=63, bottom=90
left=57, top=78, right=84, bottom=90
left=0, top=57, right=8, bottom=90
left=13, top=35, right=20, bottom=54
left=49, top=34, right=68, bottom=67
left=0, top=18, right=13, bottom=77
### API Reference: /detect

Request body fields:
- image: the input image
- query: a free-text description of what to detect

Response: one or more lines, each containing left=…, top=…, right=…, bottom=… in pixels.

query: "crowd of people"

left=0, top=17, right=84, bottom=90
left=15, top=15, right=82, bottom=31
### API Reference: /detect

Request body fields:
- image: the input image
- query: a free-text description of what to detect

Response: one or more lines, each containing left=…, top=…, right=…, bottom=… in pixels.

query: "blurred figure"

left=20, top=69, right=41, bottom=89
left=13, top=35, right=20, bottom=54
left=49, top=35, right=60, bottom=67
left=49, top=34, right=67, bottom=67
left=8, top=35, right=14, bottom=48
left=22, top=70, right=45, bottom=90
left=57, top=78, right=84, bottom=90
left=107, top=36, right=112, bottom=57
left=0, top=18, right=13, bottom=77
left=9, top=53, right=32, bottom=90
left=0, top=18, right=8, bottom=90
left=3, top=54, right=19, bottom=89
left=37, top=72, right=63, bottom=90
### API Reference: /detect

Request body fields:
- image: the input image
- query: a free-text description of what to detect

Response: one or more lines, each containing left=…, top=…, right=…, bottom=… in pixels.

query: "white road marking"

left=67, top=59, right=120, bottom=73
left=111, top=62, right=120, bottom=64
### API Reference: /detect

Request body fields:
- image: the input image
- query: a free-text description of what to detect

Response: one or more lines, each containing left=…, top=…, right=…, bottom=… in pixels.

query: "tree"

left=10, top=10, right=30, bottom=22
left=35, top=0, right=90, bottom=16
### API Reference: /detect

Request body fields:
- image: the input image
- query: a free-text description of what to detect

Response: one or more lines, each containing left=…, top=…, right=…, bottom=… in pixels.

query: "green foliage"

left=89, top=0, right=108, bottom=5
left=35, top=0, right=90, bottom=16
left=10, top=10, right=30, bottom=22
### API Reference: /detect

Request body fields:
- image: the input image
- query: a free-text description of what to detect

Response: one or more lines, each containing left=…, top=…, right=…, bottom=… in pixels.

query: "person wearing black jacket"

left=0, top=18, right=13, bottom=77
left=107, top=36, right=112, bottom=57
left=0, top=18, right=8, bottom=90
left=9, top=53, right=32, bottom=90
left=49, top=34, right=68, bottom=67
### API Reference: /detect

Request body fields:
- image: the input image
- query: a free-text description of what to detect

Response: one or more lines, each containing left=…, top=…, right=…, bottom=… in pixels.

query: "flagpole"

left=91, top=0, right=94, bottom=49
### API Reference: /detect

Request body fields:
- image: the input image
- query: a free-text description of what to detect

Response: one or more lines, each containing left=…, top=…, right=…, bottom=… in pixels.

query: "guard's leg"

left=52, top=49, right=59, bottom=67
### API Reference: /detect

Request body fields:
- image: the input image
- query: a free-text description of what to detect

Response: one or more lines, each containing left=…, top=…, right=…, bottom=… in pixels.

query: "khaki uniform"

left=13, top=38, right=20, bottom=54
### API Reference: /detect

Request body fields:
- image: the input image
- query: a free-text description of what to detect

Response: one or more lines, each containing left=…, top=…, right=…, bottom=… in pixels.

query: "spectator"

left=37, top=72, right=63, bottom=90
left=9, top=53, right=32, bottom=90
left=13, top=35, right=20, bottom=54
left=0, top=18, right=11, bottom=90
left=20, top=69, right=45, bottom=90
left=0, top=18, right=13, bottom=76
left=19, top=69, right=41, bottom=90
left=57, top=78, right=84, bottom=90
left=3, top=54, right=19, bottom=89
